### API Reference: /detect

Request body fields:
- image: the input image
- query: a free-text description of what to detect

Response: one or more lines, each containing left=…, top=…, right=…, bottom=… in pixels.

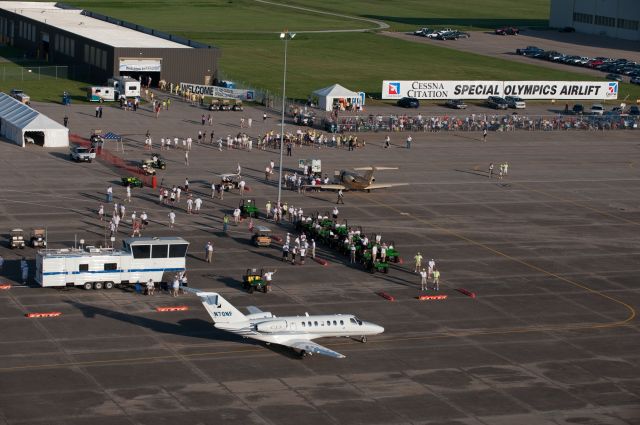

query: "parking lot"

left=0, top=97, right=639, bottom=425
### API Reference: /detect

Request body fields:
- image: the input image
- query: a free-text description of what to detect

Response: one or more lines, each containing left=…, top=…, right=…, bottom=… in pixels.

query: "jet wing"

left=303, top=184, right=345, bottom=191
left=364, top=183, right=409, bottom=190
left=286, top=339, right=346, bottom=359
left=246, top=306, right=263, bottom=315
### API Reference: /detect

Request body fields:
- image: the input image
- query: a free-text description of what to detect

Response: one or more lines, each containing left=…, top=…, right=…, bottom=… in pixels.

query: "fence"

left=322, top=113, right=640, bottom=133
left=0, top=65, right=69, bottom=81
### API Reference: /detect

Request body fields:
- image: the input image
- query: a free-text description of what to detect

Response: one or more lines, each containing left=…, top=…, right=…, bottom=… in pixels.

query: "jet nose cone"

left=366, top=322, right=384, bottom=334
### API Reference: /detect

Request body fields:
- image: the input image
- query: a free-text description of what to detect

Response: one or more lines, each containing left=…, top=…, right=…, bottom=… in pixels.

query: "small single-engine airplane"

left=182, top=288, right=384, bottom=358
left=306, top=166, right=409, bottom=192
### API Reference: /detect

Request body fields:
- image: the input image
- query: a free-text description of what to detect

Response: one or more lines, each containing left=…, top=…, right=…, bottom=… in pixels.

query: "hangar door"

left=119, top=58, right=162, bottom=87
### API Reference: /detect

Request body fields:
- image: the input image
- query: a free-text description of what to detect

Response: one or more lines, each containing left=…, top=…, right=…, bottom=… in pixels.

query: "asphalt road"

left=0, top=97, right=639, bottom=425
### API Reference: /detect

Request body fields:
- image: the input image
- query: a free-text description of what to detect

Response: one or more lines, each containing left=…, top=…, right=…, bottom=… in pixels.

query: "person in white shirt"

left=168, top=210, right=176, bottom=228
left=194, top=197, right=202, bottom=213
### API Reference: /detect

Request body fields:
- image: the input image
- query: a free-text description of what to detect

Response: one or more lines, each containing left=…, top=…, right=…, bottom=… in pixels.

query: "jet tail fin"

left=183, top=288, right=247, bottom=325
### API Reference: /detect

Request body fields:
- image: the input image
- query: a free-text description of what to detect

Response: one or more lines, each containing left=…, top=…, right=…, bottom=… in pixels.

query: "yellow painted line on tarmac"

left=358, top=193, right=636, bottom=331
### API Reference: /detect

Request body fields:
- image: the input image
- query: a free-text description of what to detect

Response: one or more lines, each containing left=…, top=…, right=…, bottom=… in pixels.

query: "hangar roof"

left=0, top=2, right=191, bottom=48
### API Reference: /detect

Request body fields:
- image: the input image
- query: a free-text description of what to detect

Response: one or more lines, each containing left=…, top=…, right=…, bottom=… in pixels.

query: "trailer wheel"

left=104, top=281, right=114, bottom=290
left=93, top=282, right=104, bottom=290
left=83, top=282, right=93, bottom=290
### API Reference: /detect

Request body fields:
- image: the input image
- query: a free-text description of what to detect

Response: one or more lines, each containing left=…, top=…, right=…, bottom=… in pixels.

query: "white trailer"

left=108, top=76, right=141, bottom=98
left=35, top=237, right=189, bottom=289
left=87, top=86, right=116, bottom=102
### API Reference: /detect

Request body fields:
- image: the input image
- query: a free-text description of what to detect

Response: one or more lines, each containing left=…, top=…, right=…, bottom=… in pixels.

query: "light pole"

left=277, top=30, right=295, bottom=210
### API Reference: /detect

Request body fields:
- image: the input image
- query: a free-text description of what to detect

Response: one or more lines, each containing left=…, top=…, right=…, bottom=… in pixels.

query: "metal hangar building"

left=0, top=1, right=220, bottom=85
left=550, top=0, right=640, bottom=41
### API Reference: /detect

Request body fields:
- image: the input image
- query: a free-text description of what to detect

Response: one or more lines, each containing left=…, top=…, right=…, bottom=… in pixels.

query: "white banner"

left=179, top=82, right=255, bottom=101
left=119, top=59, right=161, bottom=72
left=382, top=80, right=618, bottom=100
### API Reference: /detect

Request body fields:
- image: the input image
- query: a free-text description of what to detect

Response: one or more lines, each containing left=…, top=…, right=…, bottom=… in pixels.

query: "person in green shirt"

left=414, top=252, right=423, bottom=273
left=223, top=214, right=229, bottom=233
left=433, top=269, right=440, bottom=291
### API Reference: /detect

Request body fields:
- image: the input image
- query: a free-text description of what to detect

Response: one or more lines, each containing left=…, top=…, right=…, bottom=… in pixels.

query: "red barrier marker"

left=25, top=312, right=62, bottom=318
left=0, top=284, right=11, bottom=290
left=313, top=257, right=328, bottom=266
left=156, top=306, right=189, bottom=312
left=377, top=291, right=396, bottom=301
left=417, top=295, right=448, bottom=301
left=456, top=288, right=476, bottom=299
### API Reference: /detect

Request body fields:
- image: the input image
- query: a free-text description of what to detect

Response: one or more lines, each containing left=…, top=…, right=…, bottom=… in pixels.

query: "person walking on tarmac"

left=414, top=252, right=423, bottom=273
left=205, top=241, right=213, bottom=263
left=336, top=189, right=344, bottom=204
left=489, top=162, right=494, bottom=179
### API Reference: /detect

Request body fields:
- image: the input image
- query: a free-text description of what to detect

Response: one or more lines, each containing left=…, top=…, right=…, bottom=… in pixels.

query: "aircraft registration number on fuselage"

left=213, top=311, right=233, bottom=317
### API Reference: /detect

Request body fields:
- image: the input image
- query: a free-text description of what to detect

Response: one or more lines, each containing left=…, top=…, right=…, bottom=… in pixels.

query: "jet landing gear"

left=298, top=350, right=311, bottom=359
left=360, top=336, right=367, bottom=343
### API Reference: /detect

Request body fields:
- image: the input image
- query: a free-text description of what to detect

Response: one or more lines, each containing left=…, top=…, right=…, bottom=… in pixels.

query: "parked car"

left=446, top=99, right=467, bottom=109
left=590, top=104, right=604, bottom=116
left=559, top=26, right=575, bottom=32
left=630, top=76, right=640, bottom=85
left=628, top=106, right=640, bottom=116
left=516, top=46, right=543, bottom=56
left=486, top=96, right=508, bottom=110
left=572, top=104, right=584, bottom=115
left=397, top=97, right=420, bottom=108
left=606, top=73, right=623, bottom=82
left=495, top=27, right=519, bottom=35
left=505, top=96, right=526, bottom=109
left=426, top=28, right=452, bottom=38
left=10, top=88, right=30, bottom=105
left=414, top=27, right=431, bottom=36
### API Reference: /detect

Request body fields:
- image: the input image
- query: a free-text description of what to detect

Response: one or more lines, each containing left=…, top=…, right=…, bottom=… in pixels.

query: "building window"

left=69, top=39, right=75, bottom=55
left=101, top=50, right=107, bottom=70
left=594, top=15, right=616, bottom=27
left=573, top=12, right=593, bottom=24
left=617, top=18, right=639, bottom=31
left=84, top=44, right=89, bottom=62
left=18, top=21, right=22, bottom=38
left=31, top=25, right=35, bottom=42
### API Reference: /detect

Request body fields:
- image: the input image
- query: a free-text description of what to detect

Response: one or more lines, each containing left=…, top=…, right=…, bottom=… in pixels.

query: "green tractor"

left=385, top=242, right=400, bottom=263
left=362, top=250, right=389, bottom=274
left=240, top=199, right=259, bottom=218
left=241, top=268, right=271, bottom=293
left=121, top=176, right=143, bottom=188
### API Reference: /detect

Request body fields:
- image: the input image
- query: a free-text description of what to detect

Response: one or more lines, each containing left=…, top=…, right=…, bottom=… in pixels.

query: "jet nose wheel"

left=299, top=350, right=309, bottom=359
left=360, top=336, right=367, bottom=343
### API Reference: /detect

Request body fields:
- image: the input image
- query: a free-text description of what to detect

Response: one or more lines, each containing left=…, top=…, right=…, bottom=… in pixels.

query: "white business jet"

left=182, top=288, right=384, bottom=358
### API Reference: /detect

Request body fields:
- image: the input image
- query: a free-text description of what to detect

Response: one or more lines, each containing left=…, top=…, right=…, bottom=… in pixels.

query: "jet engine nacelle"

left=256, top=320, right=288, bottom=333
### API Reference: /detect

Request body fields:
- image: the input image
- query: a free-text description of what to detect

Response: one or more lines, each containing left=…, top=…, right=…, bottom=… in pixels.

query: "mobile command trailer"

left=35, top=237, right=189, bottom=290
left=107, top=77, right=141, bottom=98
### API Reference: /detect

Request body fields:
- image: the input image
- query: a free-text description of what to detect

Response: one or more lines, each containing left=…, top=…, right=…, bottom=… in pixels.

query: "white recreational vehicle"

left=107, top=76, right=141, bottom=98
left=35, top=237, right=189, bottom=289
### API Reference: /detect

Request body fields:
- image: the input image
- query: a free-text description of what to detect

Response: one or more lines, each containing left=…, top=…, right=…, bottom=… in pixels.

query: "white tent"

left=313, top=84, right=361, bottom=111
left=0, top=93, right=69, bottom=147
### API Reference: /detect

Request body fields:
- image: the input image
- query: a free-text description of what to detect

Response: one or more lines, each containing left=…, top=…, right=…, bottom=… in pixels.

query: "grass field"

left=13, top=0, right=640, bottom=103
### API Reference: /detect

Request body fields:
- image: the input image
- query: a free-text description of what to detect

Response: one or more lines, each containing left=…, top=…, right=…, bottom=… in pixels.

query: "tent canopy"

left=0, top=93, right=69, bottom=147
left=312, top=84, right=360, bottom=111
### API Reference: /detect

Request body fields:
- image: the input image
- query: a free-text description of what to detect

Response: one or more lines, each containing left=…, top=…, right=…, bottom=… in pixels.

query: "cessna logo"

left=213, top=311, right=233, bottom=317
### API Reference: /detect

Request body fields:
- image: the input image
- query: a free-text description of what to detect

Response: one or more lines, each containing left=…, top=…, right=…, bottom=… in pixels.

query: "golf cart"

left=385, top=242, right=400, bottom=263
left=232, top=100, right=244, bottom=111
left=209, top=99, right=220, bottom=111
left=241, top=268, right=271, bottom=293
left=9, top=229, right=25, bottom=249
left=220, top=100, right=232, bottom=111
left=149, top=153, right=167, bottom=170
left=240, top=199, right=259, bottom=218
left=138, top=161, right=156, bottom=176
left=252, top=226, right=272, bottom=247
left=294, top=111, right=315, bottom=127
left=220, top=173, right=241, bottom=191
left=30, top=228, right=47, bottom=248
left=121, top=176, right=144, bottom=188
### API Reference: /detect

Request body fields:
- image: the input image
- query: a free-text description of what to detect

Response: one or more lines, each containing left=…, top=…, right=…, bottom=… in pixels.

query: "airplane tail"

left=183, top=288, right=247, bottom=327
left=353, top=166, right=398, bottom=184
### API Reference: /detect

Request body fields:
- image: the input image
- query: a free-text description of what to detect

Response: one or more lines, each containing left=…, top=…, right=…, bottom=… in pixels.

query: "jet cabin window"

left=301, top=322, right=306, bottom=327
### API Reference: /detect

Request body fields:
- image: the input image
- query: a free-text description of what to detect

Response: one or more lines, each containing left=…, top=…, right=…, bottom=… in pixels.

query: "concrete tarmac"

left=0, top=96, right=638, bottom=425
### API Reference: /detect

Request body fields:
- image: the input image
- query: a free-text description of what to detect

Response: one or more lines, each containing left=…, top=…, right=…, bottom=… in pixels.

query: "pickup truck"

left=70, top=146, right=96, bottom=163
